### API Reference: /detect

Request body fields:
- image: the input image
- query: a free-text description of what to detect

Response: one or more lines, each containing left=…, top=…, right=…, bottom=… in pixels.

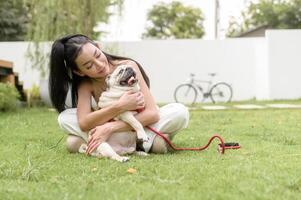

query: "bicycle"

left=174, top=73, right=233, bottom=105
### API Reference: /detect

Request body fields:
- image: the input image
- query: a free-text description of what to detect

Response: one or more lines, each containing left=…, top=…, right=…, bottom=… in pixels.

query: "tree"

left=143, top=1, right=205, bottom=39
left=25, top=0, right=123, bottom=41
left=0, top=0, right=29, bottom=41
left=227, top=0, right=301, bottom=37
left=24, top=0, right=123, bottom=77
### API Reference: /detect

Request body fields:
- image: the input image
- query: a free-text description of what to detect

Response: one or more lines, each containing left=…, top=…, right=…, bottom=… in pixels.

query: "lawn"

left=0, top=106, right=301, bottom=200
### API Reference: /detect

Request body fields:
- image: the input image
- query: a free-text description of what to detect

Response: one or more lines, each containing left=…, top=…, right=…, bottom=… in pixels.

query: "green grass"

left=0, top=106, right=301, bottom=200
left=188, top=98, right=301, bottom=108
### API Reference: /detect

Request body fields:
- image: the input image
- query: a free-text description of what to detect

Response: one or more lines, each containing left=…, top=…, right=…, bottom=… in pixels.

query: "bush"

left=0, top=83, right=20, bottom=111
left=25, top=84, right=44, bottom=107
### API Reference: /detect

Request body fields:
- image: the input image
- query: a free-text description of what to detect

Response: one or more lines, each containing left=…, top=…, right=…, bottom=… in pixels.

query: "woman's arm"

left=76, top=81, right=145, bottom=132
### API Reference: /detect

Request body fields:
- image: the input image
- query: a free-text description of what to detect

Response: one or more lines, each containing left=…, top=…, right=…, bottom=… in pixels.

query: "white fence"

left=0, top=30, right=301, bottom=103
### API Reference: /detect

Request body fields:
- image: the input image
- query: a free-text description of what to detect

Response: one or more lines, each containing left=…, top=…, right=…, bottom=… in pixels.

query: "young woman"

left=49, top=34, right=189, bottom=155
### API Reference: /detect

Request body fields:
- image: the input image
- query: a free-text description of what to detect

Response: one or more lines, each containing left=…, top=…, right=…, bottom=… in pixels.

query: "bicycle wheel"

left=174, top=84, right=198, bottom=105
left=209, top=82, right=233, bottom=103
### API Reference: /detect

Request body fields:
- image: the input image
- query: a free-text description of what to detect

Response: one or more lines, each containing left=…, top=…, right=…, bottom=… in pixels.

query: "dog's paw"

left=137, top=132, right=149, bottom=142
left=120, top=156, right=130, bottom=162
left=134, top=151, right=149, bottom=156
left=78, top=144, right=87, bottom=154
left=113, top=156, right=130, bottom=162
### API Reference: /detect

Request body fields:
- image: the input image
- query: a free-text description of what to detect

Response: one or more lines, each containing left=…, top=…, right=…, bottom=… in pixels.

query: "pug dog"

left=79, top=65, right=149, bottom=162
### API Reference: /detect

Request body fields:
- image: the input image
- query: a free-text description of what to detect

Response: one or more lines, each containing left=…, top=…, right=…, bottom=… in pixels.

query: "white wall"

left=1, top=30, right=301, bottom=103
left=267, top=30, right=301, bottom=99
left=106, top=39, right=262, bottom=102
left=254, top=38, right=269, bottom=100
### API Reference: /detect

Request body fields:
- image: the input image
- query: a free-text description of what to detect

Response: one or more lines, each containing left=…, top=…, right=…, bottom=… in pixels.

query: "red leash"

left=137, top=108, right=239, bottom=154
left=146, top=126, right=226, bottom=154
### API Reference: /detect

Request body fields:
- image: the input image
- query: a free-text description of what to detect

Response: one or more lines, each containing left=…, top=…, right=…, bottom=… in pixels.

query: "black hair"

left=49, top=34, right=150, bottom=113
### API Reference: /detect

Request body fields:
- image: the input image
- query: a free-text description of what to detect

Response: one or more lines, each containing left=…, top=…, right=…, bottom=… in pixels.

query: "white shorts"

left=57, top=103, right=189, bottom=153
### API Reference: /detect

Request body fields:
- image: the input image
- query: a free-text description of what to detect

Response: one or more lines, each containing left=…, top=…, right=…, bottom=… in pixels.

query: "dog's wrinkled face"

left=106, top=65, right=138, bottom=88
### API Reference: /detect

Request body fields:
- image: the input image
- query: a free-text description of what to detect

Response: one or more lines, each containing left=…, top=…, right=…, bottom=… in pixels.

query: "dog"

left=79, top=65, right=149, bottom=162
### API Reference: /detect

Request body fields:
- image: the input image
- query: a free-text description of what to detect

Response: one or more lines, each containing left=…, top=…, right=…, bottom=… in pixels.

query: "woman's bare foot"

left=66, top=135, right=86, bottom=153
left=150, top=134, right=170, bottom=154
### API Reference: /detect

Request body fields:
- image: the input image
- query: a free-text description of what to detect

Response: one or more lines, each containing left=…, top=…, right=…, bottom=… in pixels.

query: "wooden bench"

left=0, top=59, right=15, bottom=85
left=0, top=59, right=26, bottom=101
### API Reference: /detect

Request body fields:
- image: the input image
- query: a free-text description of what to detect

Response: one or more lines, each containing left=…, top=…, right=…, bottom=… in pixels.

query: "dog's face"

left=106, top=65, right=138, bottom=88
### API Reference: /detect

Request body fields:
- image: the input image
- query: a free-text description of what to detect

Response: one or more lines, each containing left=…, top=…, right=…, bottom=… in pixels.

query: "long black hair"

left=49, top=34, right=150, bottom=113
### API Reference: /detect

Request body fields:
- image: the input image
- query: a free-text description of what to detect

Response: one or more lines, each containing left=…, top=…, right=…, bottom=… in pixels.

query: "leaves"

left=0, top=0, right=29, bottom=41
left=23, top=0, right=123, bottom=78
left=25, top=0, right=122, bottom=41
left=227, top=0, right=301, bottom=37
left=0, top=83, right=20, bottom=111
left=127, top=168, right=137, bottom=174
left=143, top=1, right=205, bottom=39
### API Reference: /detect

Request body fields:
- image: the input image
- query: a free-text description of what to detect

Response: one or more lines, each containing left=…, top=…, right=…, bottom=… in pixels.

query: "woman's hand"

left=116, top=91, right=145, bottom=111
left=86, top=123, right=113, bottom=155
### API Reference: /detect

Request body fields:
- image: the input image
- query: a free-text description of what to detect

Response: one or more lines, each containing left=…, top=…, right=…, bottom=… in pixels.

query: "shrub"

left=0, top=83, right=20, bottom=111
left=25, top=84, right=44, bottom=107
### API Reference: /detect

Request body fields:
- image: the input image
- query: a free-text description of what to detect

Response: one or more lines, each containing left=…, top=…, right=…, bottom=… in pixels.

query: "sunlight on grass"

left=0, top=106, right=301, bottom=200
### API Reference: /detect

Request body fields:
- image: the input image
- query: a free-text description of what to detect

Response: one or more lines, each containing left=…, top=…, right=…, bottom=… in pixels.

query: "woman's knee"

left=57, top=109, right=75, bottom=130
left=165, top=103, right=190, bottom=129
left=175, top=103, right=189, bottom=127
left=66, top=135, right=86, bottom=153
left=57, top=109, right=88, bottom=141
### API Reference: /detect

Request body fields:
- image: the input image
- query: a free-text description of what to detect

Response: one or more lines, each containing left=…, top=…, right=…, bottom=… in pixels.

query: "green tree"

left=24, top=0, right=123, bottom=77
left=0, top=0, right=29, bottom=41
left=227, top=0, right=301, bottom=37
left=143, top=1, right=205, bottom=39
left=25, top=0, right=122, bottom=41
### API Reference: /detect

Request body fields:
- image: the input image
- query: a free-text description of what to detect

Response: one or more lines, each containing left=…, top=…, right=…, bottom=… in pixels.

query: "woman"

left=49, top=34, right=189, bottom=155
